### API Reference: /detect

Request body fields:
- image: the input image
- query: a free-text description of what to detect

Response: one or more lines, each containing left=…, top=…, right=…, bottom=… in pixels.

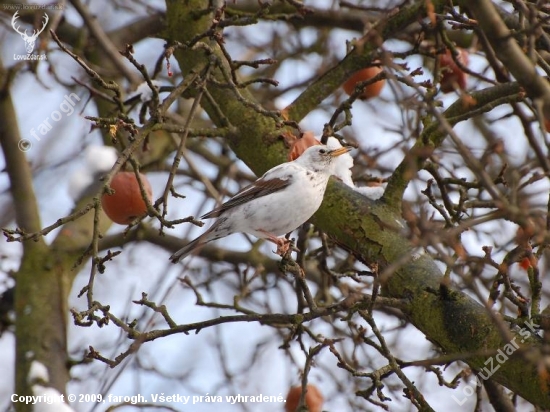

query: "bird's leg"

left=257, top=230, right=298, bottom=256
left=275, top=238, right=292, bottom=256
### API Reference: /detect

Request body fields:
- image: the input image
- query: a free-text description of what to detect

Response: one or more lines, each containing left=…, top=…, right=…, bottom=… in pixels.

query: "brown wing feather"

left=201, top=176, right=292, bottom=219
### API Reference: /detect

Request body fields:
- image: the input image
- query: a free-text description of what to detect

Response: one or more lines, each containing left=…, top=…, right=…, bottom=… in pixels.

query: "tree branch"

left=463, top=0, right=550, bottom=119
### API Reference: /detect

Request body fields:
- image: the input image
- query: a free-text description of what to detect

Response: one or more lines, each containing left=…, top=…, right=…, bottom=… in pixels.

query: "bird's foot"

left=257, top=230, right=299, bottom=256
left=275, top=237, right=299, bottom=257
left=276, top=238, right=291, bottom=256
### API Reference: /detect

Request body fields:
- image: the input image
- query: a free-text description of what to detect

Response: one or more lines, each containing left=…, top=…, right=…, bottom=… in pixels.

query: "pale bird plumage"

left=170, top=144, right=351, bottom=262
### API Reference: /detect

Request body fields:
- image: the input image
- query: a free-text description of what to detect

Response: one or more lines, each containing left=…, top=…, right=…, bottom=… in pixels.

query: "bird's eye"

left=319, top=149, right=326, bottom=154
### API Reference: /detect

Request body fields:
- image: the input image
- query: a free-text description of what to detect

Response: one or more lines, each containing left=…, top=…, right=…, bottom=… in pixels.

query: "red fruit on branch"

left=285, top=384, right=323, bottom=412
left=342, top=66, right=385, bottom=100
left=439, top=48, right=469, bottom=93
left=101, top=172, right=152, bottom=224
left=288, top=131, right=321, bottom=161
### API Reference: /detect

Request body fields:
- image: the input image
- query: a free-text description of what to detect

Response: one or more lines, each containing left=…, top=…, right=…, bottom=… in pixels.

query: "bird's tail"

left=170, top=237, right=206, bottom=263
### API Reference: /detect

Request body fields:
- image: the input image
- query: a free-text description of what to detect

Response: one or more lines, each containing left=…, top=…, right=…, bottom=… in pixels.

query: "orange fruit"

left=439, top=48, right=469, bottom=93
left=285, top=384, right=323, bottom=412
left=342, top=66, right=385, bottom=100
left=101, top=171, right=152, bottom=224
left=288, top=132, right=321, bottom=161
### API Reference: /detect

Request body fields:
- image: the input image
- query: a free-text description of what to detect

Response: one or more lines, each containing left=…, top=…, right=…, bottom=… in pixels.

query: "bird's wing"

left=201, top=170, right=293, bottom=219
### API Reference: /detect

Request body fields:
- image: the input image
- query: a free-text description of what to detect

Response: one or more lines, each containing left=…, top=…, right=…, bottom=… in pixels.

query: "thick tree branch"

left=0, top=62, right=43, bottom=235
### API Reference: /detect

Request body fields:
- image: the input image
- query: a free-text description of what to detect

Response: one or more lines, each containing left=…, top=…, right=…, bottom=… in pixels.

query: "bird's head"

left=295, top=144, right=352, bottom=171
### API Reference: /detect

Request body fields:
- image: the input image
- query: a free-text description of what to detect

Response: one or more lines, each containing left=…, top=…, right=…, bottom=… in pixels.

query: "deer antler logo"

left=12, top=11, right=49, bottom=54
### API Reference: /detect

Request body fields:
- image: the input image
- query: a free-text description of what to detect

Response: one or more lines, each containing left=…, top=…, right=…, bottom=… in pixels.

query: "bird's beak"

left=329, top=147, right=352, bottom=157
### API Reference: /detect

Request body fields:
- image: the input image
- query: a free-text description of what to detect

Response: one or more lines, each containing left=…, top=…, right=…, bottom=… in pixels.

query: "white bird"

left=170, top=144, right=352, bottom=262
